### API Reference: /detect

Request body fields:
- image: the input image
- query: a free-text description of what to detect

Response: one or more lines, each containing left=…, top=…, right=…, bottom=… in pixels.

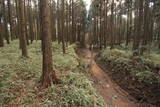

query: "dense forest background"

left=0, top=0, right=160, bottom=52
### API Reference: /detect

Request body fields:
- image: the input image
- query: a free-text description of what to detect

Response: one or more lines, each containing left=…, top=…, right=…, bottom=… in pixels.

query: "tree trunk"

left=133, top=0, right=144, bottom=50
left=28, top=0, right=34, bottom=44
left=24, top=0, right=29, bottom=45
left=19, top=0, right=28, bottom=57
left=71, top=0, right=75, bottom=43
left=40, top=0, right=58, bottom=88
left=99, top=2, right=102, bottom=49
left=61, top=0, right=66, bottom=54
left=2, top=0, right=10, bottom=44
left=7, top=0, right=14, bottom=41
left=15, top=0, right=22, bottom=49
left=0, top=3, right=4, bottom=47
left=126, top=7, right=130, bottom=46
left=57, top=0, right=61, bottom=44
left=110, top=0, right=114, bottom=49
left=0, top=16, right=4, bottom=47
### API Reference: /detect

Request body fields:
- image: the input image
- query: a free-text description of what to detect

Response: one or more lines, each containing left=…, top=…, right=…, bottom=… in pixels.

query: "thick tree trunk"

left=142, top=0, right=149, bottom=45
left=133, top=0, right=144, bottom=50
left=40, top=0, right=58, bottom=88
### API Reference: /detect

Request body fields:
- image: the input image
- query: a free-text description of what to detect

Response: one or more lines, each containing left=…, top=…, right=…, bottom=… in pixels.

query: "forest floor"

left=0, top=41, right=107, bottom=107
left=1, top=41, right=159, bottom=107
left=77, top=48, right=140, bottom=107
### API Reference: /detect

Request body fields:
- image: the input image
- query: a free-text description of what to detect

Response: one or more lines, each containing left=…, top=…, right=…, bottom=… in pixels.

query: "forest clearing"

left=0, top=0, right=160, bottom=107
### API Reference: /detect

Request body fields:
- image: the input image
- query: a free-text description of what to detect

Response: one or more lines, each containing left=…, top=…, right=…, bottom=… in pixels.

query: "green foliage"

left=52, top=42, right=79, bottom=70
left=135, top=71, right=158, bottom=84
left=52, top=72, right=107, bottom=107
left=0, top=40, right=107, bottom=107
left=99, top=48, right=160, bottom=84
left=100, top=48, right=131, bottom=61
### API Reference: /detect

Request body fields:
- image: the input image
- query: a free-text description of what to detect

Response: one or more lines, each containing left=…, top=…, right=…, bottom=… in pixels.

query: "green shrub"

left=49, top=72, right=107, bottom=107
left=135, top=71, right=158, bottom=84
left=99, top=48, right=160, bottom=84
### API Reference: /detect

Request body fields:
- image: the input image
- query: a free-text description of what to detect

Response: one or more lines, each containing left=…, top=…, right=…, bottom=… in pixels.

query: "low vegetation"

left=0, top=41, right=106, bottom=107
left=96, top=47, right=160, bottom=105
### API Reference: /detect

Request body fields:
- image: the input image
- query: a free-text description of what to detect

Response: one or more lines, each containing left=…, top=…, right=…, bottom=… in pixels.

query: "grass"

left=0, top=40, right=107, bottom=107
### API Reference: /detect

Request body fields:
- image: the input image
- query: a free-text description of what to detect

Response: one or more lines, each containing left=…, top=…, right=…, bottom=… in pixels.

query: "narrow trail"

left=77, top=48, right=139, bottom=107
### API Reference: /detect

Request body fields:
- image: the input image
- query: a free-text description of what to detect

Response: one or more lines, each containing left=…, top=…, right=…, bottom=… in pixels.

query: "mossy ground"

left=0, top=40, right=107, bottom=107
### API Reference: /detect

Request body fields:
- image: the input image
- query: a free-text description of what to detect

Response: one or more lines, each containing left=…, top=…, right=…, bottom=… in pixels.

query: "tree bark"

left=19, top=0, right=28, bottom=57
left=133, top=0, right=144, bottom=50
left=61, top=0, right=66, bottom=54
left=40, top=0, right=58, bottom=88
left=2, top=0, right=10, bottom=44
left=110, top=0, right=114, bottom=49
left=0, top=3, right=4, bottom=47
left=0, top=16, right=4, bottom=47
left=7, top=0, right=14, bottom=41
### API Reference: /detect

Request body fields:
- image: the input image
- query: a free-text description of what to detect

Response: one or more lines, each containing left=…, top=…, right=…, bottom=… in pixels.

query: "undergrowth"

left=0, top=40, right=107, bottom=107
left=99, top=48, right=160, bottom=84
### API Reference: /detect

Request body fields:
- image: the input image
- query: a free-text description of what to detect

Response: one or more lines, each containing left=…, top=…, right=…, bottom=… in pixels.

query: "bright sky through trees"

left=83, top=0, right=91, bottom=10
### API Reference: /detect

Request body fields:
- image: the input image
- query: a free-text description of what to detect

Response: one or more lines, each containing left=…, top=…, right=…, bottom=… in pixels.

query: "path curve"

left=77, top=48, right=139, bottom=107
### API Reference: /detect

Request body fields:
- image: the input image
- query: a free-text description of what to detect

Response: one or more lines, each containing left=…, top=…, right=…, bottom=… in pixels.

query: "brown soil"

left=77, top=48, right=140, bottom=107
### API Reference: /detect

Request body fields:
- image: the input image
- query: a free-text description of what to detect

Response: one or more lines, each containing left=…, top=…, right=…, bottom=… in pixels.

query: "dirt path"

left=77, top=48, right=139, bottom=107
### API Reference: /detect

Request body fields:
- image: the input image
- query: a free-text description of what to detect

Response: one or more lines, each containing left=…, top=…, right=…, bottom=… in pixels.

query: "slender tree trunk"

left=28, top=0, right=34, bottom=44
left=19, top=0, right=28, bottom=57
left=110, top=0, right=114, bottom=49
left=15, top=0, right=22, bottom=48
left=66, top=2, right=69, bottom=46
left=69, top=0, right=72, bottom=43
left=71, top=0, right=75, bottom=43
left=126, top=7, right=130, bottom=46
left=0, top=16, right=4, bottom=47
left=0, top=3, right=4, bottom=47
left=7, top=0, right=14, bottom=41
left=99, top=2, right=102, bottom=49
left=2, top=0, right=10, bottom=44
left=24, top=0, right=29, bottom=45
left=57, top=0, right=61, bottom=44
left=61, top=0, right=66, bottom=54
